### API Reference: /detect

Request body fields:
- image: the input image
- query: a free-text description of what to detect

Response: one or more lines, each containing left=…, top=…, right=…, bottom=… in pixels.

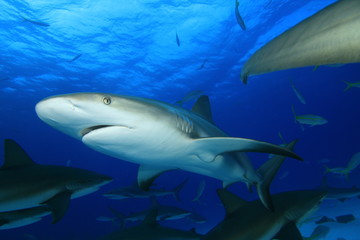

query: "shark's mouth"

left=81, top=125, right=115, bottom=137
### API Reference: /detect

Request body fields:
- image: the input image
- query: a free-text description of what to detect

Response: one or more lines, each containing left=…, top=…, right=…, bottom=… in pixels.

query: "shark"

left=104, top=179, right=187, bottom=201
left=0, top=139, right=112, bottom=223
left=317, top=176, right=360, bottom=202
left=240, top=0, right=360, bottom=83
left=202, top=189, right=326, bottom=240
left=0, top=206, right=51, bottom=230
left=35, top=93, right=301, bottom=210
left=99, top=208, right=202, bottom=240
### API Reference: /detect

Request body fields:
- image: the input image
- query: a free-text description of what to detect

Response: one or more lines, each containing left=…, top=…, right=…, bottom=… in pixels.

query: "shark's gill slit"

left=81, top=125, right=114, bottom=136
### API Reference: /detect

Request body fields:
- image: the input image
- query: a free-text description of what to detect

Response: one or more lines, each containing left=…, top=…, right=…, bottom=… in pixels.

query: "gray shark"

left=0, top=139, right=112, bottom=223
left=99, top=208, right=202, bottom=240
left=202, top=189, right=326, bottom=240
left=0, top=206, right=51, bottom=230
left=318, top=177, right=360, bottom=201
left=108, top=204, right=191, bottom=226
left=240, top=0, right=360, bottom=83
left=104, top=179, right=187, bottom=201
left=35, top=93, right=301, bottom=209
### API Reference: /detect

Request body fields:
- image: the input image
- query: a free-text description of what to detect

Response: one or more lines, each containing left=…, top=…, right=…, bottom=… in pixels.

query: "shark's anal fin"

left=42, top=191, right=71, bottom=224
left=138, top=165, right=175, bottom=191
left=216, top=189, right=248, bottom=218
left=2, top=139, right=36, bottom=169
left=273, top=221, right=303, bottom=240
left=192, top=137, right=302, bottom=162
left=191, top=95, right=213, bottom=123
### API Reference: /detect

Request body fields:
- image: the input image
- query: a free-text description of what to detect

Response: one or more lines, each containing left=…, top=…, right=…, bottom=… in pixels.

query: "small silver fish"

left=235, top=0, right=246, bottom=30
left=290, top=79, right=306, bottom=104
left=176, top=32, right=180, bottom=46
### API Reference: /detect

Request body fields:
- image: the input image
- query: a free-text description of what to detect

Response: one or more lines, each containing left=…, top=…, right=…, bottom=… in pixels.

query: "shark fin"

left=256, top=140, right=298, bottom=211
left=42, top=191, right=71, bottom=224
left=191, top=95, right=213, bottom=123
left=2, top=139, right=36, bottom=169
left=191, top=137, right=302, bottom=162
left=172, top=179, right=188, bottom=201
left=143, top=208, right=158, bottom=228
left=216, top=189, right=248, bottom=218
left=0, top=220, right=8, bottom=227
left=138, top=165, right=174, bottom=191
left=273, top=221, right=303, bottom=240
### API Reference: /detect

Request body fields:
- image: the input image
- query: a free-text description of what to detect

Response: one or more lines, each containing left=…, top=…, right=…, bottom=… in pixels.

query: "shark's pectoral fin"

left=42, top=191, right=71, bottom=224
left=273, top=222, right=303, bottom=240
left=192, top=137, right=302, bottom=161
left=138, top=165, right=175, bottom=191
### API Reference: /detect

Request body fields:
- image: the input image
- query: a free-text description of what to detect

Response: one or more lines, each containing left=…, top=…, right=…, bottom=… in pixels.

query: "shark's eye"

left=102, top=97, right=111, bottom=105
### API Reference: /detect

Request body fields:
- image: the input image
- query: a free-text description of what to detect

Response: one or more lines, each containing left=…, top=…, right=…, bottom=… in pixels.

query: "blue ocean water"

left=1, top=0, right=360, bottom=239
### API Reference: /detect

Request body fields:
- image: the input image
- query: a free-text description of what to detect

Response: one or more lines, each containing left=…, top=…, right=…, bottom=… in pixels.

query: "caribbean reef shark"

left=202, top=189, right=326, bottom=240
left=0, top=139, right=112, bottom=223
left=99, top=208, right=202, bottom=240
left=0, top=206, right=51, bottom=230
left=35, top=93, right=301, bottom=209
left=241, top=0, right=360, bottom=83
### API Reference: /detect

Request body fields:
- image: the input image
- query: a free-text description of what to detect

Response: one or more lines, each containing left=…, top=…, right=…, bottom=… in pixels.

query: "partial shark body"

left=0, top=139, right=112, bottom=223
left=104, top=180, right=186, bottom=201
left=0, top=206, right=51, bottom=230
left=318, top=177, right=360, bottom=201
left=241, top=0, right=360, bottom=83
left=99, top=208, right=202, bottom=240
left=202, top=189, right=326, bottom=240
left=35, top=93, right=301, bottom=209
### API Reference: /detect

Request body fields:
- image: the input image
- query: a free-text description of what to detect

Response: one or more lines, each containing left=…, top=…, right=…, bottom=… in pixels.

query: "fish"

left=99, top=208, right=202, bottom=240
left=317, top=176, right=360, bottom=201
left=235, top=0, right=246, bottom=31
left=335, top=214, right=355, bottom=223
left=35, top=93, right=302, bottom=210
left=198, top=59, right=208, bottom=70
left=291, top=105, right=327, bottom=129
left=324, top=152, right=360, bottom=178
left=303, top=225, right=330, bottom=240
left=240, top=0, right=360, bottom=83
left=344, top=80, right=360, bottom=91
left=187, top=212, right=206, bottom=224
left=192, top=180, right=206, bottom=204
left=315, top=216, right=335, bottom=224
left=0, top=206, right=51, bottom=230
left=202, top=189, right=326, bottom=240
left=0, top=139, right=112, bottom=223
left=104, top=180, right=187, bottom=201
left=290, top=79, right=306, bottom=104
left=176, top=32, right=180, bottom=46
left=21, top=16, right=50, bottom=27
left=108, top=204, right=191, bottom=226
left=68, top=54, right=82, bottom=63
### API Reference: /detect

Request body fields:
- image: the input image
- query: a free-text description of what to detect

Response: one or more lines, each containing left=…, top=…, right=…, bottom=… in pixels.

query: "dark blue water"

left=1, top=0, right=359, bottom=239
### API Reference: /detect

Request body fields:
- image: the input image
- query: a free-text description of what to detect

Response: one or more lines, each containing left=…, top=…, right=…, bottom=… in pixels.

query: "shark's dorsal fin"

left=191, top=95, right=213, bottom=123
left=143, top=208, right=158, bottom=228
left=138, top=165, right=174, bottom=191
left=2, top=139, right=36, bottom=169
left=42, top=191, right=71, bottom=224
left=216, top=189, right=248, bottom=217
left=273, top=221, right=303, bottom=240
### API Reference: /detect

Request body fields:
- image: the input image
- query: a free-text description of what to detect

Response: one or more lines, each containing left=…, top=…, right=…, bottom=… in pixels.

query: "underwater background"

left=0, top=0, right=360, bottom=239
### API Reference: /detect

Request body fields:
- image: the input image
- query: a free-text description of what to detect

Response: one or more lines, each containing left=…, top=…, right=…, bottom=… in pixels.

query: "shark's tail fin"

left=343, top=80, right=353, bottom=91
left=171, top=179, right=188, bottom=202
left=256, top=139, right=298, bottom=211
